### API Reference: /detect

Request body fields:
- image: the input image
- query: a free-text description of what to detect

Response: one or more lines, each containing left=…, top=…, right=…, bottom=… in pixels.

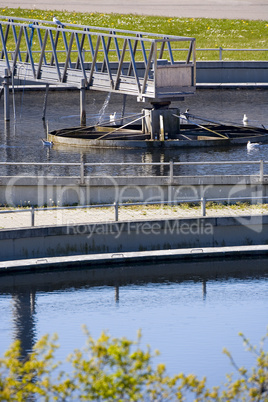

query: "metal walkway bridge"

left=0, top=15, right=196, bottom=103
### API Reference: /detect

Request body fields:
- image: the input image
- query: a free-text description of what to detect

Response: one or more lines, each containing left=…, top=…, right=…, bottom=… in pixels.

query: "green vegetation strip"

left=1, top=201, right=268, bottom=212
left=2, top=7, right=268, bottom=61
left=0, top=328, right=267, bottom=400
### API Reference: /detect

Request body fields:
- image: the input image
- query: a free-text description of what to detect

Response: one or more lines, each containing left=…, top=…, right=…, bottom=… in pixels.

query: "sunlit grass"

left=1, top=7, right=268, bottom=61
left=0, top=8, right=268, bottom=60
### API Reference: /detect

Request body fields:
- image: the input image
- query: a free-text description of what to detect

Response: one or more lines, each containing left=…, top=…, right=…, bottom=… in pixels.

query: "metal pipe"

left=3, top=68, right=10, bottom=121
left=31, top=206, right=35, bottom=227
left=260, top=159, right=264, bottom=183
left=201, top=197, right=206, bottom=217
left=114, top=201, right=119, bottom=221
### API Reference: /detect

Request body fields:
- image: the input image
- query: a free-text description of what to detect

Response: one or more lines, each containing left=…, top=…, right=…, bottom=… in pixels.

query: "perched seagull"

left=243, top=114, right=248, bottom=126
left=53, top=16, right=65, bottom=28
left=180, top=108, right=190, bottom=124
left=41, top=138, right=53, bottom=147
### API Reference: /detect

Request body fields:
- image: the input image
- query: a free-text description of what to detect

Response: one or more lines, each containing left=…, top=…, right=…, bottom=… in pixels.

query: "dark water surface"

left=0, top=258, right=267, bottom=388
left=0, top=88, right=268, bottom=176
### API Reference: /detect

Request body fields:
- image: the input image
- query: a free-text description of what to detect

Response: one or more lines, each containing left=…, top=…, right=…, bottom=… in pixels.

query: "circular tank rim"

left=47, top=131, right=257, bottom=149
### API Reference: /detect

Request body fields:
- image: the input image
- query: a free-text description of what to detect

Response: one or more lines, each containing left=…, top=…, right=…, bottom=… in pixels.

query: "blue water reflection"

left=0, top=257, right=267, bottom=388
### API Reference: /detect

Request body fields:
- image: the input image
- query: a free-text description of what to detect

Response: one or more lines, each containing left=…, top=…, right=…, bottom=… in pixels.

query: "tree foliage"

left=0, top=326, right=267, bottom=401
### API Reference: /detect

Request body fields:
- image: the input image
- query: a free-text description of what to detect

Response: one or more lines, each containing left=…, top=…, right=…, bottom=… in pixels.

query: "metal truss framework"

left=0, top=16, right=196, bottom=101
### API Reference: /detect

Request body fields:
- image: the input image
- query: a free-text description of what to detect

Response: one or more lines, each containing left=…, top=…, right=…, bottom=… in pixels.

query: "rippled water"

left=0, top=88, right=268, bottom=176
left=0, top=258, right=267, bottom=388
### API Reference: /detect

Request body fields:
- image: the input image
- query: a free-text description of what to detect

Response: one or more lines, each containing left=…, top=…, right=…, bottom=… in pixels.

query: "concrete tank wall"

left=196, top=61, right=268, bottom=84
left=0, top=176, right=267, bottom=206
left=0, top=215, right=267, bottom=261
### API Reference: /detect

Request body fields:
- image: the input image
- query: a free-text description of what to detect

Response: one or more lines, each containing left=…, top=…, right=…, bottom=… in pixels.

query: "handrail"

left=3, top=47, right=268, bottom=61
left=0, top=15, right=194, bottom=40
left=0, top=160, right=267, bottom=166
left=198, top=47, right=268, bottom=61
left=1, top=195, right=268, bottom=227
left=0, top=160, right=266, bottom=185
left=0, top=16, right=196, bottom=101
left=0, top=159, right=266, bottom=169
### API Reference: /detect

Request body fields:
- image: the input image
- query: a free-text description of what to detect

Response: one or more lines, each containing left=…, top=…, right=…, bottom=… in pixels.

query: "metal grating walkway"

left=0, top=15, right=196, bottom=102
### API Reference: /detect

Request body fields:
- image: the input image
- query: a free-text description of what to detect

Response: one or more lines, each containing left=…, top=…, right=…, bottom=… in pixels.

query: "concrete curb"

left=4, top=84, right=268, bottom=91
left=1, top=245, right=268, bottom=274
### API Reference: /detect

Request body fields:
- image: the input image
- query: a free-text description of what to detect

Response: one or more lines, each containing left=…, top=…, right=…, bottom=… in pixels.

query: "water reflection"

left=1, top=257, right=268, bottom=360
left=11, top=291, right=36, bottom=359
left=202, top=278, right=207, bottom=300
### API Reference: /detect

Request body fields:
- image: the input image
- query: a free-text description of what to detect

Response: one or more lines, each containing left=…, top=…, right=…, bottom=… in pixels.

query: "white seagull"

left=53, top=16, right=65, bottom=28
left=247, top=141, right=259, bottom=149
left=110, top=112, right=117, bottom=123
left=243, top=114, right=248, bottom=126
left=41, top=138, right=53, bottom=147
left=180, top=108, right=190, bottom=124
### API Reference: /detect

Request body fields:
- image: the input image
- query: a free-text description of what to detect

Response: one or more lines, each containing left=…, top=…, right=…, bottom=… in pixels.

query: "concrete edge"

left=1, top=215, right=267, bottom=240
left=196, top=83, right=268, bottom=89
left=1, top=245, right=268, bottom=274
left=5, top=83, right=268, bottom=91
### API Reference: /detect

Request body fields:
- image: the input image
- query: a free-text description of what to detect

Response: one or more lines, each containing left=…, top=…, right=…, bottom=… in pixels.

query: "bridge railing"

left=0, top=15, right=196, bottom=101
left=0, top=160, right=266, bottom=183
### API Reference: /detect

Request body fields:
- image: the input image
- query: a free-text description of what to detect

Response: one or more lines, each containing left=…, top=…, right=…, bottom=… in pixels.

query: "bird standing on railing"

left=180, top=108, right=190, bottom=124
left=53, top=16, right=65, bottom=28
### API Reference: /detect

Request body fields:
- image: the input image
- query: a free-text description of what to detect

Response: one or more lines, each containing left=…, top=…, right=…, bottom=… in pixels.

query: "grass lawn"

left=1, top=7, right=268, bottom=60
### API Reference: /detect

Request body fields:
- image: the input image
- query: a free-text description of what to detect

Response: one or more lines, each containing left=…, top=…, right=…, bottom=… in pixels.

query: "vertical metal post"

left=201, top=197, right=206, bottom=217
left=3, top=69, right=10, bottom=121
left=80, top=79, right=86, bottom=126
left=42, top=84, right=49, bottom=121
left=114, top=201, right=119, bottom=222
left=80, top=153, right=85, bottom=184
left=169, top=160, right=174, bottom=184
left=120, top=94, right=127, bottom=125
left=31, top=206, right=35, bottom=227
left=219, top=47, right=223, bottom=61
left=46, top=120, right=49, bottom=140
left=260, top=159, right=264, bottom=183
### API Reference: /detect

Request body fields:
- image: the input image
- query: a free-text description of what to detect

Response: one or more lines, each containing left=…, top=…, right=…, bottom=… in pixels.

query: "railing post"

left=260, top=159, right=264, bottom=183
left=80, top=153, right=85, bottom=184
left=219, top=47, right=223, bottom=61
left=169, top=160, right=174, bottom=184
left=201, top=197, right=206, bottom=217
left=31, top=206, right=35, bottom=227
left=114, top=201, right=119, bottom=222
left=42, top=84, right=49, bottom=121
